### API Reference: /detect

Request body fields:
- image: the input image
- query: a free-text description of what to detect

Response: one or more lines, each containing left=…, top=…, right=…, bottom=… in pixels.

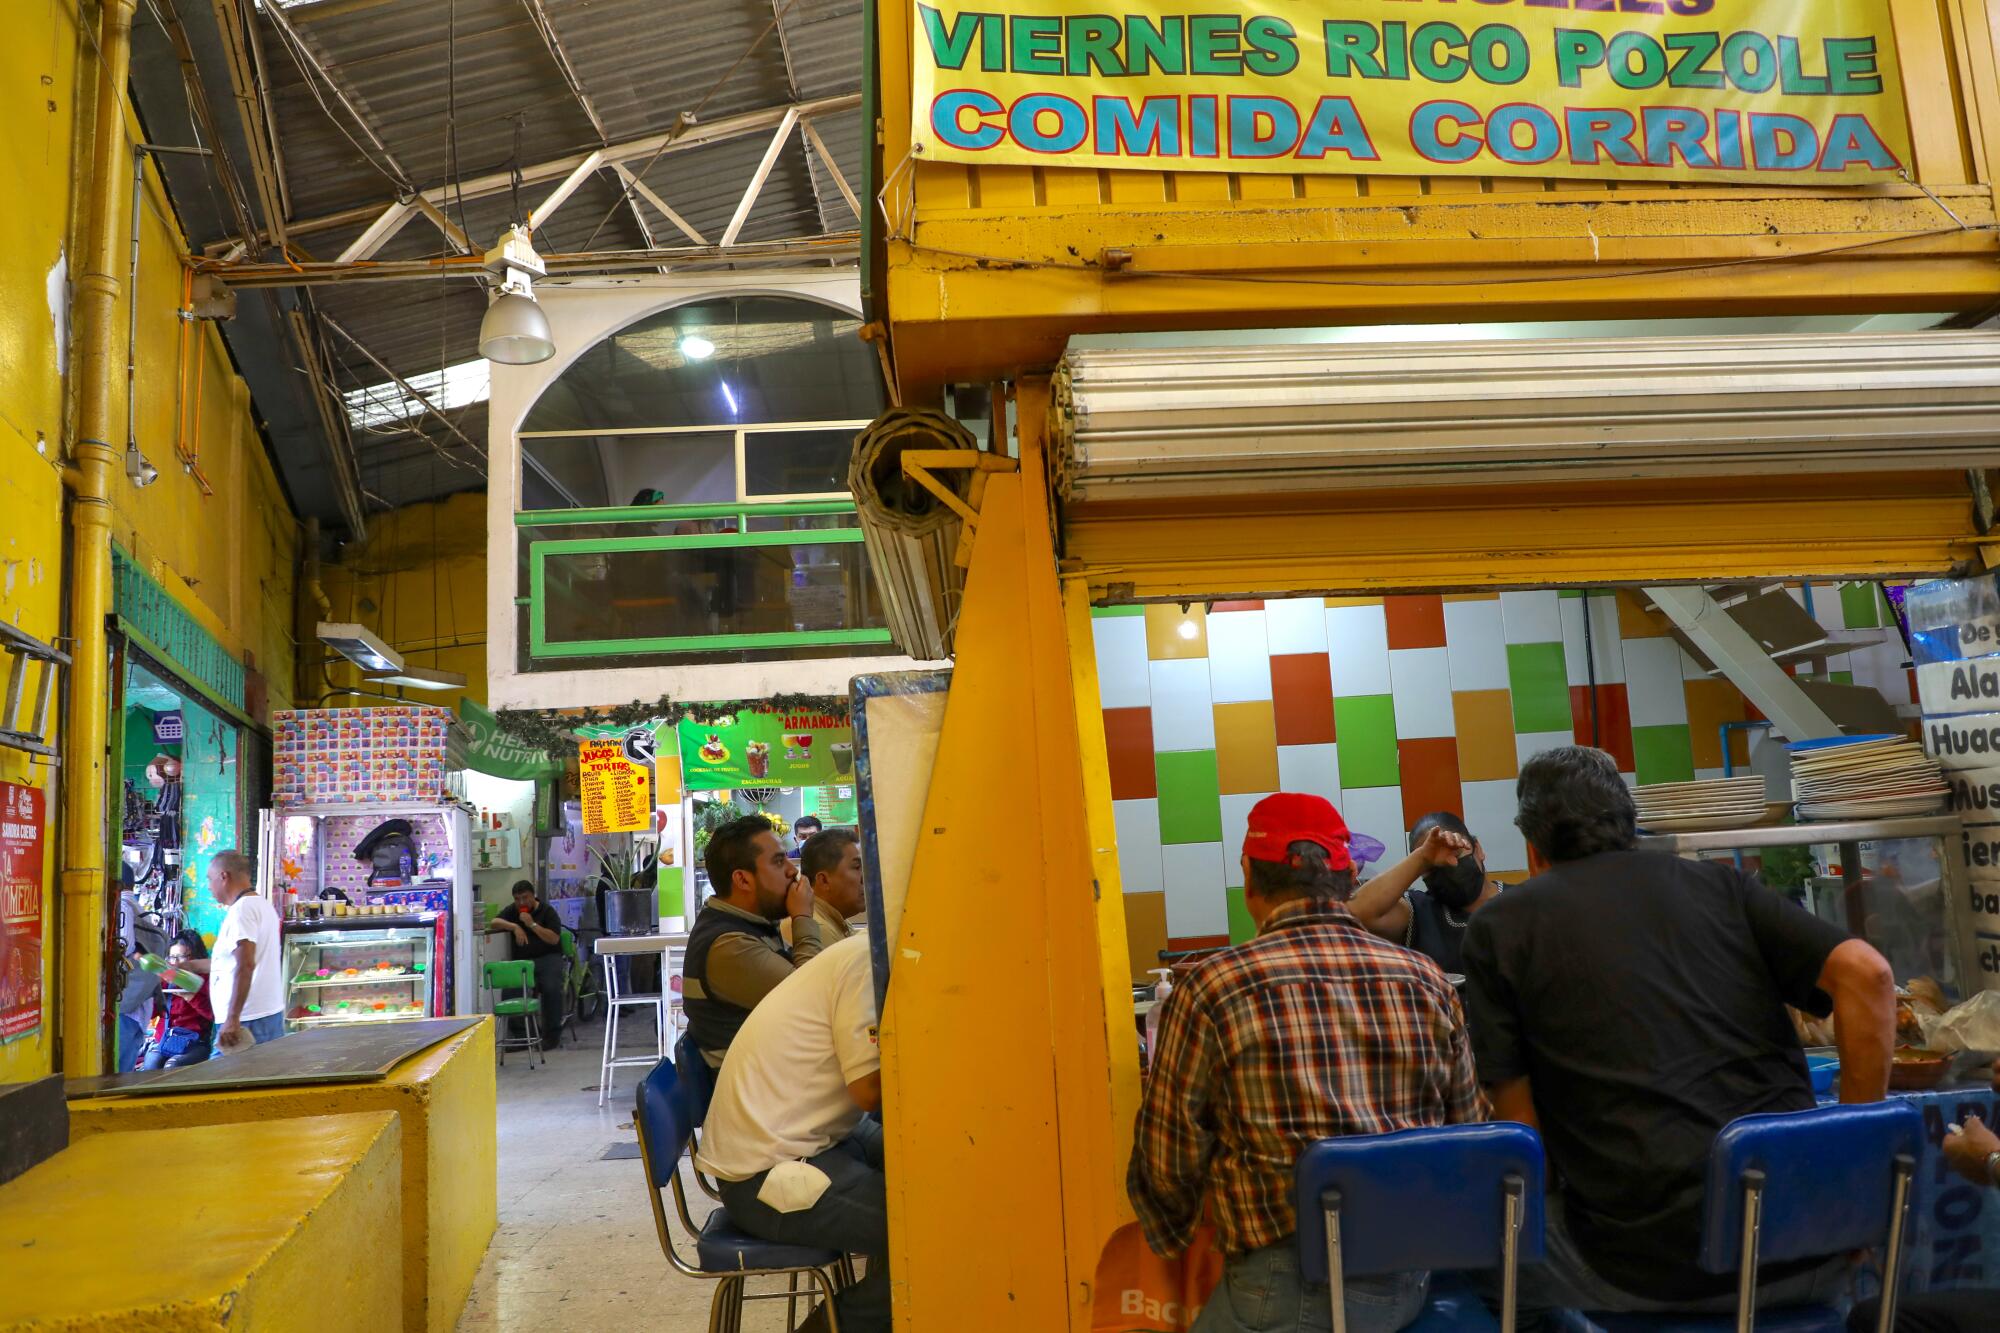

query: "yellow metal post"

left=882, top=395, right=1131, bottom=1328
left=62, top=0, right=140, bottom=1075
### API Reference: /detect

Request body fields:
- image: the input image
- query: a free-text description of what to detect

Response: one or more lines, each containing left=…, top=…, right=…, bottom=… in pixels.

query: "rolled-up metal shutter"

left=1052, top=332, right=2000, bottom=502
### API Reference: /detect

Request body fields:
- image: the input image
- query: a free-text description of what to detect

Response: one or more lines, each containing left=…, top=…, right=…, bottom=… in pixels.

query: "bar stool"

left=1295, top=1122, right=1547, bottom=1333
left=596, top=933, right=679, bottom=1108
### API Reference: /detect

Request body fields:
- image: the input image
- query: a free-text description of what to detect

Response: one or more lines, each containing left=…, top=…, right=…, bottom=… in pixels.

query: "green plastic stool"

left=484, top=958, right=544, bottom=1069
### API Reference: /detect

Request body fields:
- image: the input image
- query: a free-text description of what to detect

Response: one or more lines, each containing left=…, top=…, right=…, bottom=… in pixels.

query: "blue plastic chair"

left=1579, top=1101, right=1925, bottom=1333
left=634, top=1057, right=846, bottom=1332
left=674, top=1031, right=725, bottom=1203
left=1296, top=1123, right=1547, bottom=1333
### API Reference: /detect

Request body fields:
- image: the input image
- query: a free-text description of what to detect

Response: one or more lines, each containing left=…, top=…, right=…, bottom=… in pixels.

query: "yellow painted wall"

left=1, top=0, right=299, bottom=1082
left=314, top=491, right=488, bottom=711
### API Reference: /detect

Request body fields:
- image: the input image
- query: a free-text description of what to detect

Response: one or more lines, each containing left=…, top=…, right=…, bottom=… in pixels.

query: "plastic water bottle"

left=137, top=953, right=202, bottom=992
left=1144, top=967, right=1173, bottom=1069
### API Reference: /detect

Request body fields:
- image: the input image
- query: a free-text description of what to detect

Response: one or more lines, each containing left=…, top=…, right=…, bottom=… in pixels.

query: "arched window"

left=514, top=295, right=890, bottom=669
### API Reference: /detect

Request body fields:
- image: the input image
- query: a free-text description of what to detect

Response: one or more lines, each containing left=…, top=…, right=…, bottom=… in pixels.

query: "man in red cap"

left=1129, top=792, right=1485, bottom=1333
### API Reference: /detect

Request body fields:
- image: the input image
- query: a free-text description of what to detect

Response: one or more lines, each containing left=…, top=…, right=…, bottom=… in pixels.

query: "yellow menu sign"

left=910, top=0, right=1911, bottom=183
left=578, top=739, right=651, bottom=834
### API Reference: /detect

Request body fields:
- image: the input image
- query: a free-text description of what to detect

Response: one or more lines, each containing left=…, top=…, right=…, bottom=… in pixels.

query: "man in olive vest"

left=684, top=814, right=826, bottom=1066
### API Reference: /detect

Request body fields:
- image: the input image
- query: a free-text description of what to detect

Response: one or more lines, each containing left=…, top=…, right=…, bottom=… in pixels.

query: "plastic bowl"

left=1807, top=1054, right=1840, bottom=1097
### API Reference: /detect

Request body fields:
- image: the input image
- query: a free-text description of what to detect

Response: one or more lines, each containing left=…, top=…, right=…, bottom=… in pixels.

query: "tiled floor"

left=455, top=1021, right=809, bottom=1330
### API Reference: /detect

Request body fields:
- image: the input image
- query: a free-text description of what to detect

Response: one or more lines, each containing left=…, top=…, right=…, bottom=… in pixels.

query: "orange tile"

left=1124, top=891, right=1168, bottom=984
left=1213, top=700, right=1280, bottom=794
left=1145, top=604, right=1208, bottom=659
left=1684, top=678, right=1752, bottom=770
left=1384, top=594, right=1448, bottom=650
left=1399, top=737, right=1463, bottom=830
left=1103, top=707, right=1158, bottom=800
left=1323, top=595, right=1383, bottom=608
left=1616, top=590, right=1675, bottom=640
left=1453, top=689, right=1520, bottom=782
left=1442, top=592, right=1501, bottom=603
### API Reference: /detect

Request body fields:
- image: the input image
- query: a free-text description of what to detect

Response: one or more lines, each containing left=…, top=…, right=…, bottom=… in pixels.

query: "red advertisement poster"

left=0, top=780, right=46, bottom=1042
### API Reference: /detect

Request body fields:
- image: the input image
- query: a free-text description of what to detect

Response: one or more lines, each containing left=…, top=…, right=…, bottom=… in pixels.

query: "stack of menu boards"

left=1910, top=576, right=2000, bottom=992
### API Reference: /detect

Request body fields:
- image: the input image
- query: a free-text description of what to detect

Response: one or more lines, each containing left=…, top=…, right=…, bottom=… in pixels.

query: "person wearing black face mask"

left=1346, top=811, right=1502, bottom=974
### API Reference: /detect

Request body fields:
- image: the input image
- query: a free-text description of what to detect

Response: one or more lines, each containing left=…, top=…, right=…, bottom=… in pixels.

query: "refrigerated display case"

left=281, top=914, right=448, bottom=1030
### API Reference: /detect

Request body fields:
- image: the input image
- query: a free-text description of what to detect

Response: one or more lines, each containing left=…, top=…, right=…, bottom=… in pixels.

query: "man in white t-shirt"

left=696, top=931, right=887, bottom=1332
left=185, top=849, right=286, bottom=1057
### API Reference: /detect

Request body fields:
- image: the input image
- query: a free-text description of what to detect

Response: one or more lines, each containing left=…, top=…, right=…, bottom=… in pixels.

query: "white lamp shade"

left=479, top=291, right=555, bottom=365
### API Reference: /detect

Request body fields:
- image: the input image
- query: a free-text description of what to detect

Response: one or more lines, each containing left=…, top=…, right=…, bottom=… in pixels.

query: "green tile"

left=1092, top=603, right=1146, bottom=618
left=1155, top=751, right=1223, bottom=844
left=1831, top=670, right=1854, bottom=686
left=658, top=866, right=685, bottom=919
left=1226, top=887, right=1256, bottom=944
left=1839, top=582, right=1882, bottom=630
left=1633, top=724, right=1696, bottom=786
left=1558, top=589, right=1584, bottom=600
left=1507, top=642, right=1572, bottom=733
left=1333, top=695, right=1399, bottom=788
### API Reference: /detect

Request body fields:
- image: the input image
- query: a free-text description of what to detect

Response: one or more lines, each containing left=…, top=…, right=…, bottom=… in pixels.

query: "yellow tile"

left=1145, top=604, right=1209, bottom=659
left=1213, top=701, right=1280, bottom=794
left=1323, top=595, right=1384, bottom=608
left=1491, top=869, right=1533, bottom=886
left=1442, top=592, right=1501, bottom=603
left=1124, top=892, right=1168, bottom=984
left=1685, top=678, right=1752, bottom=770
left=1616, top=590, right=1675, bottom=640
left=1453, top=689, right=1520, bottom=782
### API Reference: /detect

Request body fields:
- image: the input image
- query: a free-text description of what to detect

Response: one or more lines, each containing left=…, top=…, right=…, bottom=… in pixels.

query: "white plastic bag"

left=1923, top=991, right=2000, bottom=1054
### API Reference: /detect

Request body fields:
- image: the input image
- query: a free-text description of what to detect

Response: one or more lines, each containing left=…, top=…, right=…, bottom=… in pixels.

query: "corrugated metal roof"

left=222, top=0, right=865, bottom=510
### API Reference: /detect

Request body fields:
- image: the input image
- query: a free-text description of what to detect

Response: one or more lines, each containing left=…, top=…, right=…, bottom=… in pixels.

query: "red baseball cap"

left=1242, top=793, right=1353, bottom=870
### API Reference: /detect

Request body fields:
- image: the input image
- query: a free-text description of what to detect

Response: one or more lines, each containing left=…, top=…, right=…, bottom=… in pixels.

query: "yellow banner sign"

left=577, top=739, right=652, bottom=835
left=910, top=0, right=1911, bottom=183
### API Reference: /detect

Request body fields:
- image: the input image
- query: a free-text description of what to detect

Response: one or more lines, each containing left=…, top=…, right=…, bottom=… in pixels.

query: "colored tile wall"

left=1096, top=583, right=1912, bottom=975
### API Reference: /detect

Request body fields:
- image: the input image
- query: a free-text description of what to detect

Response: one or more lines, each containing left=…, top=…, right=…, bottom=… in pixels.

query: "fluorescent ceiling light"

left=317, top=622, right=402, bottom=674
left=720, top=381, right=739, bottom=415
left=364, top=666, right=468, bottom=691
left=344, top=359, right=490, bottom=431
left=679, top=334, right=715, bottom=360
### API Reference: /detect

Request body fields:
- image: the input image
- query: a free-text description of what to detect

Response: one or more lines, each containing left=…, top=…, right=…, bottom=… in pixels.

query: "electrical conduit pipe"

left=62, top=0, right=141, bottom=1075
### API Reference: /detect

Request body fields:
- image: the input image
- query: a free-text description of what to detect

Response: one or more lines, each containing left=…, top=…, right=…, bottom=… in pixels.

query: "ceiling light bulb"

left=1177, top=618, right=1198, bottom=640
left=679, top=334, right=715, bottom=360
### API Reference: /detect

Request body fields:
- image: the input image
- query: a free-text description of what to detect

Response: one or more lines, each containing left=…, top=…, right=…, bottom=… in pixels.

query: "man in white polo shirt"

left=696, top=930, right=887, bottom=1333
left=186, top=849, right=286, bottom=1057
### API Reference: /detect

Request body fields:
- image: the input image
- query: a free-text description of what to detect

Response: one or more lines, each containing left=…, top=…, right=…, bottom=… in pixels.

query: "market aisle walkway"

left=455, top=1022, right=798, bottom=1330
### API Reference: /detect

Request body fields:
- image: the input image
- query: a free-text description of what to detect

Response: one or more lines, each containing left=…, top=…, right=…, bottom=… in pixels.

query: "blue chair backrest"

left=675, top=1031, right=715, bottom=1127
left=1296, top=1123, right=1546, bottom=1282
left=635, top=1058, right=695, bottom=1191
left=1695, top=1101, right=1925, bottom=1273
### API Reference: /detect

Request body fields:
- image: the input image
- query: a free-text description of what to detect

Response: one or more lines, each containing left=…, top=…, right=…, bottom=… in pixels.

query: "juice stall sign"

left=910, top=0, right=1911, bottom=183
left=678, top=708, right=856, bottom=790
left=577, top=739, right=652, bottom=834
left=0, top=781, right=46, bottom=1042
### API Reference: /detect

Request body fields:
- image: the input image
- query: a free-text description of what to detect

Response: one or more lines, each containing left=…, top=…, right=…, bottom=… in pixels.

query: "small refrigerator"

left=282, top=913, right=449, bottom=1031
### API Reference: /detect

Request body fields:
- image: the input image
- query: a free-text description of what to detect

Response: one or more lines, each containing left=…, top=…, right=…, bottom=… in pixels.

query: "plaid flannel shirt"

left=1128, top=897, right=1488, bottom=1258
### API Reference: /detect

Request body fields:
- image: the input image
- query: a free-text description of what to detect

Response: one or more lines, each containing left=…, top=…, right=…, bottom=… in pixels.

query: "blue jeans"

left=117, top=1015, right=148, bottom=1072
left=209, top=1011, right=287, bottom=1060
left=140, top=1025, right=212, bottom=1070
left=718, top=1119, right=889, bottom=1333
left=1195, top=1241, right=1429, bottom=1333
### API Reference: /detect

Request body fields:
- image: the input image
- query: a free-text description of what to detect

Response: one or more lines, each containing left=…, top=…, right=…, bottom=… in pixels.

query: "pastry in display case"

left=282, top=913, right=448, bottom=1030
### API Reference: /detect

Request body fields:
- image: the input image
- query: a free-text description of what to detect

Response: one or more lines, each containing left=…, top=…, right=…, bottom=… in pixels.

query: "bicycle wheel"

left=572, top=973, right=604, bottom=1023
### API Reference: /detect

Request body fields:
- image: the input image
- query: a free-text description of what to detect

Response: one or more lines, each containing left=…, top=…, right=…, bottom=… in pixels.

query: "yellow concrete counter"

left=66, top=1019, right=497, bottom=1333
left=0, top=1110, right=403, bottom=1331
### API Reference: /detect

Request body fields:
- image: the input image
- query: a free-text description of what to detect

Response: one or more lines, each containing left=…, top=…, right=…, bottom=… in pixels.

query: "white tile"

left=1326, top=604, right=1392, bottom=696
left=1265, top=598, right=1329, bottom=654
left=1500, top=590, right=1562, bottom=645
left=1112, top=798, right=1164, bottom=895
left=1093, top=616, right=1151, bottom=710
left=1515, top=730, right=1575, bottom=770
left=1162, top=842, right=1230, bottom=937
left=1220, top=792, right=1275, bottom=887
left=1559, top=594, right=1626, bottom=686
left=1206, top=610, right=1274, bottom=704
left=1444, top=599, right=1509, bottom=691
left=1339, top=786, right=1408, bottom=868
left=1624, top=637, right=1691, bottom=728
left=1801, top=581, right=1847, bottom=636
left=1694, top=767, right=1729, bottom=783
left=1389, top=647, right=1456, bottom=739
left=1460, top=779, right=1528, bottom=873
left=1149, top=659, right=1215, bottom=751
left=1276, top=743, right=1341, bottom=804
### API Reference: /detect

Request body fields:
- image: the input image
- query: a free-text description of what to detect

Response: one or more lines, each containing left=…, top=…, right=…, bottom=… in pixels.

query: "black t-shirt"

left=498, top=902, right=563, bottom=960
left=1404, top=888, right=1472, bottom=975
left=1460, top=849, right=1850, bottom=1301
